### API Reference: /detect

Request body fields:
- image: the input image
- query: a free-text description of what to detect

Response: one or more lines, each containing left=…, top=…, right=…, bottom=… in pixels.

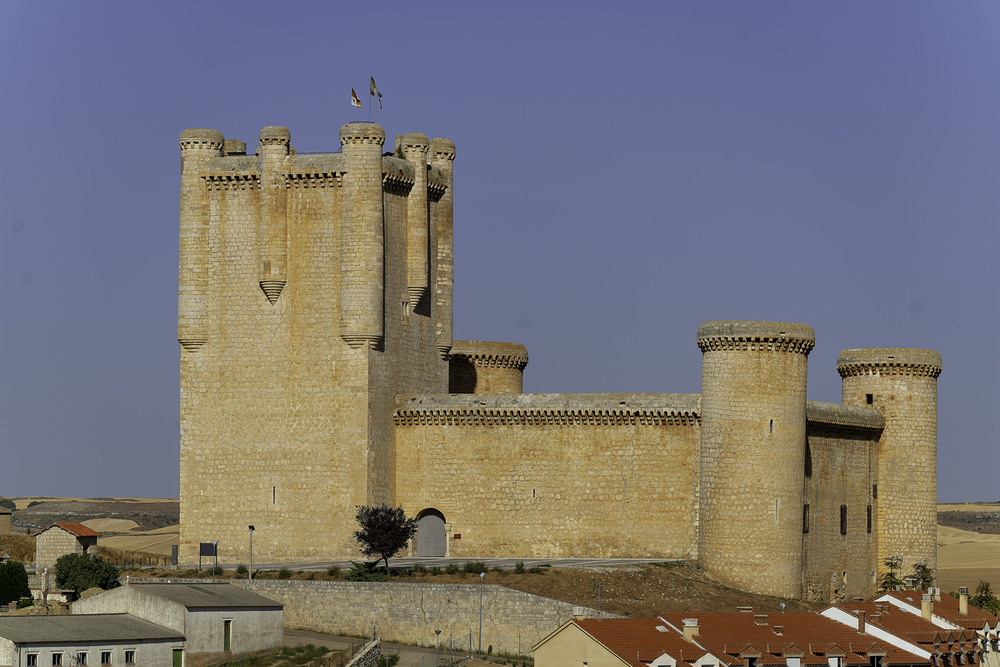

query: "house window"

left=224, top=619, right=232, bottom=651
left=803, top=504, right=810, bottom=534
left=78, top=654, right=87, bottom=666
left=101, top=652, right=112, bottom=665
left=27, top=655, right=37, bottom=667
left=840, top=505, right=848, bottom=535
left=125, top=652, right=135, bottom=665
left=53, top=654, right=63, bottom=667
left=871, top=657, right=883, bottom=667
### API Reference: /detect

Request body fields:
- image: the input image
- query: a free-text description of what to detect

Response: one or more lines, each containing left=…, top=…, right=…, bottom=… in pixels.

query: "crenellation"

left=178, top=121, right=937, bottom=601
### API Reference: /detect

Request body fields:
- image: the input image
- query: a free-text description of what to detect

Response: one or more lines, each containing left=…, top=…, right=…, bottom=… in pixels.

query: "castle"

left=177, top=122, right=940, bottom=602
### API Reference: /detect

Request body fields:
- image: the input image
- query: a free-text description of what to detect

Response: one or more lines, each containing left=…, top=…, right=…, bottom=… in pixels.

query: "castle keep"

left=178, top=122, right=941, bottom=602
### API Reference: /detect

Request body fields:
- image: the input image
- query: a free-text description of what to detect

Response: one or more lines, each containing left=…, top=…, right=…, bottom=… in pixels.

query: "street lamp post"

left=435, top=629, right=441, bottom=667
left=248, top=526, right=255, bottom=581
left=478, top=572, right=485, bottom=656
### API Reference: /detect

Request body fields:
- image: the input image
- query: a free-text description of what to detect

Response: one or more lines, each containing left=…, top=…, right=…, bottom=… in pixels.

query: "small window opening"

left=871, top=657, right=883, bottom=667
left=27, top=655, right=37, bottom=667
left=866, top=394, right=874, bottom=405
left=532, top=489, right=535, bottom=498
left=125, top=652, right=135, bottom=665
left=53, top=655, right=63, bottom=667
left=272, top=487, right=276, bottom=504
left=769, top=419, right=773, bottom=433
left=101, top=653, right=112, bottom=666
left=841, top=504, right=848, bottom=535
left=872, top=484, right=878, bottom=498
left=867, top=504, right=873, bottom=533
left=803, top=504, right=810, bottom=534
left=402, top=301, right=408, bottom=316
left=78, top=655, right=87, bottom=666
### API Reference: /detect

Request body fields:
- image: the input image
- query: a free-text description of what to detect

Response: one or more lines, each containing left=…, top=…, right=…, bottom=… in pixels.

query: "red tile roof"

left=41, top=522, right=102, bottom=538
left=572, top=617, right=722, bottom=667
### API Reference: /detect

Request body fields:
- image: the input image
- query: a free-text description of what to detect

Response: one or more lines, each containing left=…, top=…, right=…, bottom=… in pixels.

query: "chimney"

left=935, top=588, right=942, bottom=602
left=738, top=607, right=753, bottom=613
left=906, top=578, right=917, bottom=590
left=683, top=618, right=699, bottom=642
left=858, top=611, right=866, bottom=634
left=754, top=614, right=768, bottom=626
left=960, top=587, right=969, bottom=615
left=922, top=593, right=933, bottom=621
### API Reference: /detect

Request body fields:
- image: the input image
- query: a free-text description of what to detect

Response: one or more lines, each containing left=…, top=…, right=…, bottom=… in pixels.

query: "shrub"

left=327, top=565, right=341, bottom=578
left=236, top=564, right=248, bottom=576
left=278, top=567, right=292, bottom=579
left=412, top=564, right=427, bottom=574
left=445, top=563, right=460, bottom=575
left=514, top=562, right=525, bottom=574
left=344, top=561, right=388, bottom=582
left=16, top=597, right=33, bottom=609
left=55, top=554, right=121, bottom=594
left=0, top=561, right=30, bottom=605
left=527, top=566, right=544, bottom=575
left=377, top=655, right=401, bottom=667
left=463, top=561, right=487, bottom=574
left=428, top=566, right=442, bottom=575
left=26, top=501, right=42, bottom=508
left=211, top=566, right=224, bottom=575
left=492, top=566, right=503, bottom=573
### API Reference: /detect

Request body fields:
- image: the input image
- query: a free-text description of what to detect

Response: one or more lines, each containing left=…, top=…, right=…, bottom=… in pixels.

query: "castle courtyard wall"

left=802, top=401, right=883, bottom=602
left=394, top=394, right=701, bottom=559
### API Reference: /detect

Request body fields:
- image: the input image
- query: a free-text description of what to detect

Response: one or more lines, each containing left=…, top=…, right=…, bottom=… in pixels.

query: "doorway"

left=416, top=509, right=447, bottom=556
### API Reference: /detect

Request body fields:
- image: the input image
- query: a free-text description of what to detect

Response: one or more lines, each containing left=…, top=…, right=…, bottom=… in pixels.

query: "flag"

left=351, top=88, right=362, bottom=108
left=370, top=76, right=382, bottom=109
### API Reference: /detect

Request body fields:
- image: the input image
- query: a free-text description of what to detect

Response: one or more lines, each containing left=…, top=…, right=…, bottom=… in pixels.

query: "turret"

left=697, top=321, right=815, bottom=598
left=449, top=341, right=529, bottom=394
left=178, top=128, right=224, bottom=351
left=399, top=133, right=430, bottom=307
left=431, top=137, right=455, bottom=359
left=837, top=348, right=942, bottom=577
left=339, top=122, right=385, bottom=349
left=258, top=126, right=290, bottom=304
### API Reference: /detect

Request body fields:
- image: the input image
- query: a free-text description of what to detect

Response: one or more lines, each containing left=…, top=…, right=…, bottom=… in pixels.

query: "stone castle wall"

left=802, top=402, right=883, bottom=602
left=394, top=394, right=700, bottom=559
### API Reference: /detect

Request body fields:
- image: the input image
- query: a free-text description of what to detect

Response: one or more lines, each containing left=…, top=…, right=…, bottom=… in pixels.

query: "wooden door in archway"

left=416, top=509, right=446, bottom=556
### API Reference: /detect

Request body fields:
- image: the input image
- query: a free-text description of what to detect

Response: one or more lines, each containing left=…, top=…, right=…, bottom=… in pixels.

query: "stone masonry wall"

left=36, top=528, right=83, bottom=570
left=394, top=393, right=701, bottom=559
left=144, top=578, right=610, bottom=658
left=802, top=410, right=881, bottom=602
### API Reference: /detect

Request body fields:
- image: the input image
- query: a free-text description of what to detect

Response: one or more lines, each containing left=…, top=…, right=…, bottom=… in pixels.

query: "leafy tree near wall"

left=55, top=553, right=120, bottom=594
left=0, top=561, right=30, bottom=605
left=909, top=560, right=935, bottom=590
left=878, top=556, right=904, bottom=593
left=353, top=504, right=418, bottom=579
left=971, top=580, right=1000, bottom=616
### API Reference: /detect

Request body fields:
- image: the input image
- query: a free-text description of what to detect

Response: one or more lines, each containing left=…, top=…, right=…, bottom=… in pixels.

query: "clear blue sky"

left=1, top=2, right=996, bottom=501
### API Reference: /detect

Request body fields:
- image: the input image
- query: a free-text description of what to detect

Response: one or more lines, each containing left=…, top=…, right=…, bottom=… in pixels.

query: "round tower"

left=449, top=341, right=529, bottom=394
left=697, top=321, right=815, bottom=598
left=339, top=122, right=385, bottom=349
left=258, top=126, right=290, bottom=304
left=837, top=348, right=942, bottom=577
left=431, top=137, right=455, bottom=360
left=178, top=128, right=224, bottom=351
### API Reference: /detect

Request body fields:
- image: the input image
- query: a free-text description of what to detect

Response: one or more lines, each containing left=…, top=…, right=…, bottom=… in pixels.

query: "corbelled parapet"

left=697, top=321, right=814, bottom=599
left=178, top=128, right=225, bottom=351
left=258, top=126, right=291, bottom=304
left=837, top=347, right=942, bottom=577
left=836, top=348, right=942, bottom=378
left=449, top=341, right=529, bottom=394
left=399, top=133, right=430, bottom=306
left=339, top=122, right=386, bottom=349
left=431, top=137, right=455, bottom=359
left=224, top=139, right=247, bottom=155
left=696, top=320, right=816, bottom=355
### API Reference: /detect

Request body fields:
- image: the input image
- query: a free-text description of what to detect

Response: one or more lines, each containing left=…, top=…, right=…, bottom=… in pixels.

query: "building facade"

left=177, top=122, right=941, bottom=602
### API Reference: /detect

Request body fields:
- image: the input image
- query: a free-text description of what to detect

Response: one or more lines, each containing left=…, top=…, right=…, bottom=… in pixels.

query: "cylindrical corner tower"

left=258, top=126, right=290, bottom=304
left=339, top=122, right=385, bottom=349
left=401, top=132, right=430, bottom=305
left=431, top=137, right=455, bottom=360
left=697, top=320, right=815, bottom=598
left=449, top=341, right=529, bottom=394
left=178, top=128, right=224, bottom=352
left=837, top=348, right=941, bottom=577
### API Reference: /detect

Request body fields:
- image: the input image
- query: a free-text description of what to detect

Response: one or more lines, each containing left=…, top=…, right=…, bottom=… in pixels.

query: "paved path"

left=283, top=629, right=478, bottom=667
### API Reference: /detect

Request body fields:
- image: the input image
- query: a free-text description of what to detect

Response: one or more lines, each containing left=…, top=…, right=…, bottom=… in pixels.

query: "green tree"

left=971, top=580, right=1000, bottom=616
left=352, top=504, right=418, bottom=578
left=0, top=561, right=30, bottom=605
left=878, top=556, right=904, bottom=593
left=909, top=560, right=935, bottom=590
left=0, top=499, right=15, bottom=511
left=55, top=553, right=121, bottom=594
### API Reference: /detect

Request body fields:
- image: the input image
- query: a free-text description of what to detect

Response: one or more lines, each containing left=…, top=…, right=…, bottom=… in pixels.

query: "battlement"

left=394, top=393, right=700, bottom=427
left=837, top=348, right=943, bottom=378
left=697, top=321, right=815, bottom=355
